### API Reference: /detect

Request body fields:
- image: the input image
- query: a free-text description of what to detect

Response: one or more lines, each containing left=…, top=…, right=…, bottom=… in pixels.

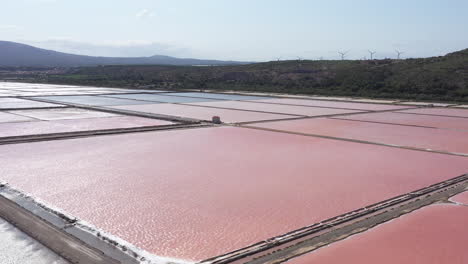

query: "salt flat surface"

left=399, top=107, right=468, bottom=118
left=350, top=98, right=398, bottom=104
left=453, top=105, right=468, bottom=109
left=252, top=118, right=468, bottom=155
left=188, top=101, right=362, bottom=116
left=109, top=89, right=168, bottom=93
left=308, top=96, right=355, bottom=101
left=336, top=112, right=468, bottom=131
left=0, top=98, right=62, bottom=109
left=398, top=102, right=455, bottom=107
left=0, top=217, right=70, bottom=264
left=0, top=127, right=467, bottom=261
left=0, top=116, right=172, bottom=138
left=10, top=108, right=118, bottom=121
left=104, top=93, right=220, bottom=103
left=13, top=88, right=99, bottom=92
left=0, top=98, right=28, bottom=103
left=0, top=111, right=35, bottom=123
left=450, top=191, right=468, bottom=205
left=248, top=98, right=409, bottom=111
left=33, top=95, right=155, bottom=106
left=287, top=204, right=468, bottom=264
left=112, top=103, right=292, bottom=123
left=165, top=92, right=272, bottom=101
left=14, top=92, right=99, bottom=96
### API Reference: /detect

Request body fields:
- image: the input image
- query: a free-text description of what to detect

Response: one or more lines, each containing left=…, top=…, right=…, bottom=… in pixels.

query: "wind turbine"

left=395, top=50, right=404, bottom=59
left=338, top=51, right=349, bottom=60
left=368, top=50, right=376, bottom=60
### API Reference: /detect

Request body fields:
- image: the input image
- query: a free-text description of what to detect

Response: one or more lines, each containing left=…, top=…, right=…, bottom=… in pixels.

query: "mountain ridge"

left=0, top=41, right=248, bottom=67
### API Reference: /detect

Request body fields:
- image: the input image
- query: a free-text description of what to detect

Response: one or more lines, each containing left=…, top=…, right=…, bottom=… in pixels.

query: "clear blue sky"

left=1, top=0, right=467, bottom=60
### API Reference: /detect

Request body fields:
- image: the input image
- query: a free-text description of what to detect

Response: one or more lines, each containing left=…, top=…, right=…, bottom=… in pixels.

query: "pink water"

left=112, top=103, right=292, bottom=123
left=336, top=112, right=468, bottom=131
left=288, top=204, right=468, bottom=264
left=9, top=108, right=117, bottom=121
left=188, top=101, right=363, bottom=116
left=0, top=116, right=172, bottom=137
left=0, top=127, right=467, bottom=261
left=450, top=191, right=468, bottom=205
left=399, top=107, right=468, bottom=118
left=249, top=98, right=411, bottom=111
left=252, top=118, right=468, bottom=154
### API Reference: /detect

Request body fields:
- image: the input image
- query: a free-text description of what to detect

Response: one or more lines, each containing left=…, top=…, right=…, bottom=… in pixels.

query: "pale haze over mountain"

left=0, top=41, right=247, bottom=67
left=23, top=39, right=194, bottom=58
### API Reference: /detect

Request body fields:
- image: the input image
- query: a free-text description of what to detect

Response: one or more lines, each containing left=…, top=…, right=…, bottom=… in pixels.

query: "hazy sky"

left=1, top=0, right=468, bottom=60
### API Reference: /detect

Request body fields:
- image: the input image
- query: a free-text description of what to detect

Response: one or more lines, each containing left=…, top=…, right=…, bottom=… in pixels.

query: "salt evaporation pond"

left=337, top=111, right=468, bottom=131
left=287, top=204, right=468, bottom=264
left=252, top=118, right=468, bottom=155
left=248, top=98, right=412, bottom=111
left=0, top=127, right=467, bottom=261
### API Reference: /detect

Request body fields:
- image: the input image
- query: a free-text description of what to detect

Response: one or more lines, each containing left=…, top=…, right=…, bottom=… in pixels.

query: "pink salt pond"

left=0, top=127, right=467, bottom=261
left=251, top=118, right=468, bottom=155
left=248, top=98, right=411, bottom=111
left=187, top=100, right=363, bottom=116
left=336, top=111, right=468, bottom=131
left=0, top=98, right=63, bottom=109
left=450, top=191, right=468, bottom=205
left=111, top=103, right=293, bottom=123
left=9, top=108, right=117, bottom=121
left=398, top=107, right=468, bottom=118
left=0, top=116, right=173, bottom=138
left=287, top=204, right=468, bottom=264
left=0, top=111, right=35, bottom=123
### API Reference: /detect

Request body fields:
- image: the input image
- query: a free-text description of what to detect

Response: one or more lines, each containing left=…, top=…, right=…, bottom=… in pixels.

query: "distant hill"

left=29, top=48, right=466, bottom=102
left=0, top=41, right=247, bottom=66
left=2, top=45, right=467, bottom=102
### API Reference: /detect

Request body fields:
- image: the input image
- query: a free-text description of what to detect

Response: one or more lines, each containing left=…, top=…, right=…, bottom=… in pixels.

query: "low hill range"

left=1, top=40, right=467, bottom=102
left=39, top=48, right=468, bottom=102
left=0, top=41, right=248, bottom=67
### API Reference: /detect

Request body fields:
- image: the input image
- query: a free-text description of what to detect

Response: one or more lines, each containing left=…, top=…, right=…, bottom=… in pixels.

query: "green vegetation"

left=5, top=49, right=468, bottom=102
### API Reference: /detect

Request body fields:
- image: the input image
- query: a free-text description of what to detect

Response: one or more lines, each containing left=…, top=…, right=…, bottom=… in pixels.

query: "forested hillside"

left=7, top=48, right=468, bottom=102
